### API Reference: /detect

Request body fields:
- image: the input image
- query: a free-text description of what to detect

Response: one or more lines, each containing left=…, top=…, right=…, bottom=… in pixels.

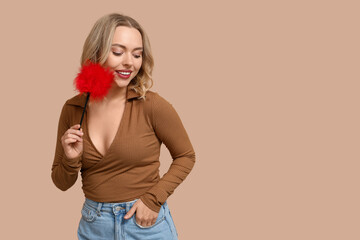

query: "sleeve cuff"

left=139, top=188, right=169, bottom=213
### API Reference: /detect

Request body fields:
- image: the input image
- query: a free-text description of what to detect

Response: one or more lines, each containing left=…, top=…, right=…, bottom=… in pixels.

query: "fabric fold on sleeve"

left=51, top=103, right=82, bottom=191
left=139, top=92, right=196, bottom=213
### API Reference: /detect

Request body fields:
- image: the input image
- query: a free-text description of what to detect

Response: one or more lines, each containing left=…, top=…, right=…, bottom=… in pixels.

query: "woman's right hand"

left=61, top=124, right=84, bottom=160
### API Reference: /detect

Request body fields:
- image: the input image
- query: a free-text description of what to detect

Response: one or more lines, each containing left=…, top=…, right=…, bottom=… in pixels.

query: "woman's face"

left=104, top=26, right=143, bottom=88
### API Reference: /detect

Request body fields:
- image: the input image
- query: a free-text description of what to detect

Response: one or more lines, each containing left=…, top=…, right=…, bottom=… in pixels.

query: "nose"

left=122, top=52, right=133, bottom=66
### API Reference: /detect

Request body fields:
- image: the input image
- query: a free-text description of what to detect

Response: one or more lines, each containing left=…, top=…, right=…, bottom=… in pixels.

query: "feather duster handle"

left=73, top=60, right=115, bottom=130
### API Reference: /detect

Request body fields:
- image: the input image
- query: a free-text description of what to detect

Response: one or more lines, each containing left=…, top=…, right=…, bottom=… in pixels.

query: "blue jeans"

left=77, top=197, right=179, bottom=240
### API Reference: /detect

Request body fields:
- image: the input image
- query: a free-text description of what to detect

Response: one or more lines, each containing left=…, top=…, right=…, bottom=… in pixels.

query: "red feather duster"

left=74, top=60, right=114, bottom=100
left=73, top=60, right=115, bottom=129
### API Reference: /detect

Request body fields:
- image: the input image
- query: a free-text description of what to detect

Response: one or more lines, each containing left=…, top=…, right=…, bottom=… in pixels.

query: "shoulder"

left=143, top=90, right=173, bottom=110
left=143, top=90, right=180, bottom=124
left=64, top=93, right=87, bottom=108
left=58, top=93, right=86, bottom=125
left=143, top=89, right=172, bottom=104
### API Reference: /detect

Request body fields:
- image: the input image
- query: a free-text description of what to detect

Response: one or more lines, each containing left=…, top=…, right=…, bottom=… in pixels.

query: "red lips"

left=116, top=70, right=132, bottom=79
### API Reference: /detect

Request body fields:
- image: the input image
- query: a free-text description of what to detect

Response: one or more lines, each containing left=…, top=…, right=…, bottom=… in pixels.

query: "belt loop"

left=96, top=202, right=102, bottom=216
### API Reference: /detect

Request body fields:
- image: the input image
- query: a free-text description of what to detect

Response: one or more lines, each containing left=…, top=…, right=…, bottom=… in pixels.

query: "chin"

left=114, top=78, right=132, bottom=88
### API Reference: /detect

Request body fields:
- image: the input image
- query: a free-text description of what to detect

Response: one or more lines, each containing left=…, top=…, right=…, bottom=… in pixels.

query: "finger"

left=64, top=137, right=82, bottom=145
left=124, top=204, right=137, bottom=219
left=148, top=216, right=157, bottom=226
left=64, top=138, right=78, bottom=144
left=66, top=133, right=83, bottom=142
left=71, top=124, right=81, bottom=129
left=67, top=128, right=84, bottom=137
left=63, top=137, right=82, bottom=145
left=139, top=219, right=146, bottom=227
left=151, top=219, right=156, bottom=226
left=140, top=216, right=154, bottom=227
left=145, top=218, right=155, bottom=227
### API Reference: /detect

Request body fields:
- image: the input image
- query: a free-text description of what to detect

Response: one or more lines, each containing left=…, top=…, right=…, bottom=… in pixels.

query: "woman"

left=51, top=13, right=196, bottom=240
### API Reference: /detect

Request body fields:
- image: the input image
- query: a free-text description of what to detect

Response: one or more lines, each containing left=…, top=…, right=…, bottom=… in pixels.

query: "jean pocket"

left=132, top=204, right=166, bottom=229
left=81, top=202, right=99, bottom=223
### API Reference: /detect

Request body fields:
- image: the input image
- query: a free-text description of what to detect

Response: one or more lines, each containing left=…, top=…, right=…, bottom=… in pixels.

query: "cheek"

left=136, top=59, right=143, bottom=71
left=105, top=56, right=117, bottom=68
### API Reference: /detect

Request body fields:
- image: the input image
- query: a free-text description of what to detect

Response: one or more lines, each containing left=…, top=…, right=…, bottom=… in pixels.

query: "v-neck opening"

left=85, top=101, right=128, bottom=159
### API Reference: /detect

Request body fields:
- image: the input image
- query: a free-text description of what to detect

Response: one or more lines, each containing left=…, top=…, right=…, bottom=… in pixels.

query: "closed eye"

left=113, top=52, right=142, bottom=58
left=113, top=52, right=123, bottom=56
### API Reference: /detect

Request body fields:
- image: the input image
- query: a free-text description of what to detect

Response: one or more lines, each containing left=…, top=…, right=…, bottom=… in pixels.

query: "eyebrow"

left=112, top=43, right=143, bottom=51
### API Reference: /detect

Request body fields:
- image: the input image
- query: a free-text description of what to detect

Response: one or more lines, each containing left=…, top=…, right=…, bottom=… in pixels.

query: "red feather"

left=74, top=61, right=114, bottom=101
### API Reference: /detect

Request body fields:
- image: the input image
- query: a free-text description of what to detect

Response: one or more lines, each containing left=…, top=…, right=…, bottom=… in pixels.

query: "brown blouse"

left=51, top=84, right=196, bottom=212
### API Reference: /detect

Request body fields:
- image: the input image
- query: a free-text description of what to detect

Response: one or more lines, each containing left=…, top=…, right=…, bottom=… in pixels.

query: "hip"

left=77, top=197, right=179, bottom=240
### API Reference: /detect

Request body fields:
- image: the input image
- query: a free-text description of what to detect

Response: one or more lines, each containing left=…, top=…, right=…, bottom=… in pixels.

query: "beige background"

left=0, top=0, right=359, bottom=239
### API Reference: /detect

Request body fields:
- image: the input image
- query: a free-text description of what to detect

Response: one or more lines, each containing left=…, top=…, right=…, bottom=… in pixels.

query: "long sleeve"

left=51, top=103, right=82, bottom=191
left=139, top=93, right=196, bottom=212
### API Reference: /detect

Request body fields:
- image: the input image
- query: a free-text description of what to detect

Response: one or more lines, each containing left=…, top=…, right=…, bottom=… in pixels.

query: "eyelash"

left=112, top=52, right=141, bottom=58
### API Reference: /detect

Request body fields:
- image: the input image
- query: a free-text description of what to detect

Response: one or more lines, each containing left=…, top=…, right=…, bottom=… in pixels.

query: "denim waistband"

left=84, top=197, right=140, bottom=215
left=83, top=197, right=168, bottom=216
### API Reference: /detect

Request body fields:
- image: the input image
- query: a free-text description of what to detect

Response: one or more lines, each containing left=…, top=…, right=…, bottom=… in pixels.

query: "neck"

left=89, top=83, right=127, bottom=107
left=106, top=83, right=127, bottom=102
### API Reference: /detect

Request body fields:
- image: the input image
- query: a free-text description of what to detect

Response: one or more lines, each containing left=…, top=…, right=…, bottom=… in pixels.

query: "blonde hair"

left=80, top=13, right=154, bottom=100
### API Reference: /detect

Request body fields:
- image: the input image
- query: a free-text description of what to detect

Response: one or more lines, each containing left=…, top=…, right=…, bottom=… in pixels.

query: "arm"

left=51, top=103, right=82, bottom=191
left=139, top=93, right=196, bottom=212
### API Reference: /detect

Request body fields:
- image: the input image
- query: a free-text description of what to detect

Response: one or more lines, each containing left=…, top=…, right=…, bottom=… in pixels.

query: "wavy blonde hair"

left=80, top=13, right=154, bottom=100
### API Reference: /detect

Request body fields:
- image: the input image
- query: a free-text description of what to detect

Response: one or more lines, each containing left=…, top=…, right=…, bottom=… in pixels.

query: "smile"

left=115, top=70, right=132, bottom=79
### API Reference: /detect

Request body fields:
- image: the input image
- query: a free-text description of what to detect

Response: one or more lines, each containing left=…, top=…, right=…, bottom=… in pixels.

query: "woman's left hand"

left=124, top=199, right=159, bottom=227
